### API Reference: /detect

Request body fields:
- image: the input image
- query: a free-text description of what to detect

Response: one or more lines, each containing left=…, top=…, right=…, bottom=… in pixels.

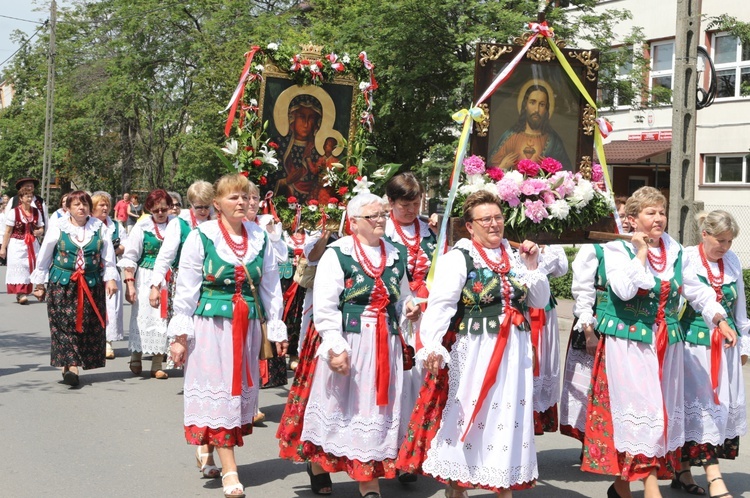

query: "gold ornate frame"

left=472, top=36, right=600, bottom=178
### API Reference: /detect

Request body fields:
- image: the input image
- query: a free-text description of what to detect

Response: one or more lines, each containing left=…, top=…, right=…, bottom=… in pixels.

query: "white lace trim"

left=135, top=214, right=174, bottom=232
left=574, top=313, right=596, bottom=331
left=611, top=406, right=685, bottom=456
left=533, top=374, right=561, bottom=412
left=184, top=379, right=258, bottom=428
left=302, top=402, right=401, bottom=461
left=315, top=333, right=352, bottom=362
left=168, top=314, right=195, bottom=339
left=57, top=215, right=103, bottom=237
left=415, top=344, right=451, bottom=367
left=423, top=460, right=537, bottom=490
left=560, top=348, right=594, bottom=432
left=328, top=236, right=400, bottom=266
left=684, top=398, right=748, bottom=444
left=266, top=319, right=287, bottom=343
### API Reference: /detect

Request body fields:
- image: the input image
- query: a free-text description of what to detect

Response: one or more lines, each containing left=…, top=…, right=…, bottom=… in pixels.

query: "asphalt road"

left=0, top=266, right=748, bottom=497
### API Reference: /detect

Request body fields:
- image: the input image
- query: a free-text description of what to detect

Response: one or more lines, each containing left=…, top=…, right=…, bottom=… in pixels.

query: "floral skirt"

left=582, top=338, right=679, bottom=480
left=185, top=424, right=253, bottom=448
left=682, top=437, right=739, bottom=466
left=277, top=324, right=395, bottom=481
left=534, top=405, right=558, bottom=435
left=48, top=281, right=106, bottom=370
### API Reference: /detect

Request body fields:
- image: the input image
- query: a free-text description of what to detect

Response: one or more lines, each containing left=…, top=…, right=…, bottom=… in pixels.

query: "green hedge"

left=549, top=247, right=750, bottom=306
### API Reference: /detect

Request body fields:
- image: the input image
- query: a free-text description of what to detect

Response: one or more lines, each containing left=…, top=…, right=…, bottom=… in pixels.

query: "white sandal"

left=195, top=447, right=220, bottom=479
left=221, top=471, right=245, bottom=498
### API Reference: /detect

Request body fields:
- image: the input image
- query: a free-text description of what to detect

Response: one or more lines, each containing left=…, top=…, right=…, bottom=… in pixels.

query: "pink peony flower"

left=520, top=178, right=548, bottom=197
left=592, top=163, right=604, bottom=182
left=540, top=157, right=563, bottom=175
left=550, top=171, right=575, bottom=197
left=542, top=191, right=556, bottom=206
left=496, top=177, right=521, bottom=207
left=516, top=159, right=540, bottom=177
left=462, top=155, right=486, bottom=175
left=486, top=167, right=504, bottom=181
left=524, top=199, right=549, bottom=223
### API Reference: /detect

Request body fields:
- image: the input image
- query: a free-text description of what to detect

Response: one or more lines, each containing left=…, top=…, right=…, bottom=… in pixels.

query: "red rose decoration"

left=308, top=199, right=319, bottom=206
left=345, top=278, right=354, bottom=289
left=245, top=146, right=254, bottom=152
left=259, top=176, right=268, bottom=185
left=252, top=159, right=263, bottom=167
left=268, top=141, right=279, bottom=149
left=301, top=59, right=310, bottom=66
left=239, top=171, right=249, bottom=178
left=347, top=166, right=359, bottom=175
left=316, top=60, right=323, bottom=69
left=338, top=187, right=349, bottom=196
left=588, top=445, right=601, bottom=459
left=287, top=196, right=298, bottom=203
left=328, top=197, right=339, bottom=204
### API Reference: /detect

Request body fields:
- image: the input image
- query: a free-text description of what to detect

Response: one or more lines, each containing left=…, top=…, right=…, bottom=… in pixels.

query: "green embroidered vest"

left=450, top=248, right=529, bottom=335
left=50, top=228, right=104, bottom=287
left=680, top=276, right=739, bottom=346
left=138, top=229, right=163, bottom=269
left=194, top=230, right=267, bottom=320
left=110, top=220, right=120, bottom=242
left=173, top=217, right=193, bottom=269
left=596, top=241, right=684, bottom=345
left=278, top=247, right=295, bottom=280
left=332, top=245, right=404, bottom=335
left=385, top=226, right=437, bottom=283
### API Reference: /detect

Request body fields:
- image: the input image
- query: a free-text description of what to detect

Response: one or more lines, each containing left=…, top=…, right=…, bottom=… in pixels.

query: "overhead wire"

left=0, top=21, right=48, bottom=69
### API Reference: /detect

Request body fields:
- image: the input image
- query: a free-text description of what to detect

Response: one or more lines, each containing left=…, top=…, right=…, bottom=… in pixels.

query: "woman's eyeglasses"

left=472, top=215, right=504, bottom=228
left=192, top=205, right=210, bottom=210
left=355, top=212, right=389, bottom=222
left=151, top=208, right=170, bottom=214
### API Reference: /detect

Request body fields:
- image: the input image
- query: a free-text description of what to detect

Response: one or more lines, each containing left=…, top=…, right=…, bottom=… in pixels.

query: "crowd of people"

left=1, top=173, right=748, bottom=498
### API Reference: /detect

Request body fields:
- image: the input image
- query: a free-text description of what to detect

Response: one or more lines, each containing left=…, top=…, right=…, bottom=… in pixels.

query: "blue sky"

left=0, top=2, right=69, bottom=69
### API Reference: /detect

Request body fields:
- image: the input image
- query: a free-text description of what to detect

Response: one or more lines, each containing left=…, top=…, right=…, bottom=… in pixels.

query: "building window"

left=650, top=41, right=674, bottom=103
left=712, top=33, right=750, bottom=99
left=600, top=47, right=634, bottom=108
left=703, top=155, right=750, bottom=184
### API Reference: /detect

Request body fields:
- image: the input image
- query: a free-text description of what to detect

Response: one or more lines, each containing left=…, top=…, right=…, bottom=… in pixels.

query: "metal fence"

left=704, top=204, right=750, bottom=268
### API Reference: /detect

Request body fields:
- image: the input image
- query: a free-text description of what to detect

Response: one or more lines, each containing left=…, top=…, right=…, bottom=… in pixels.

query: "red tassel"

left=710, top=328, right=723, bottom=405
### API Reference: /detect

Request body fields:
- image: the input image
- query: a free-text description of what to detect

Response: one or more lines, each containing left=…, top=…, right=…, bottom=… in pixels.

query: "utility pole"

left=669, top=0, right=703, bottom=244
left=41, top=0, right=57, bottom=203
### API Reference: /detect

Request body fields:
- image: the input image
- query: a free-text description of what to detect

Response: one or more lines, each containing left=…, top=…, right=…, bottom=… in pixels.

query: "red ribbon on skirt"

left=24, top=231, right=37, bottom=273
left=528, top=307, right=546, bottom=377
left=160, top=269, right=172, bottom=319
left=710, top=327, right=723, bottom=405
left=69, top=270, right=106, bottom=333
left=654, top=280, right=672, bottom=444
left=408, top=279, right=429, bottom=351
left=370, top=278, right=391, bottom=406
left=282, top=280, right=299, bottom=322
left=231, top=292, right=252, bottom=396
left=461, top=306, right=525, bottom=442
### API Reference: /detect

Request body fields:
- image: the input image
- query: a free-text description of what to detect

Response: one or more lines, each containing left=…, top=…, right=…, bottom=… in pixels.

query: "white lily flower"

left=342, top=54, right=351, bottom=64
left=359, top=81, right=369, bottom=91
left=267, top=42, right=278, bottom=51
left=255, top=64, right=264, bottom=72
left=353, top=176, right=374, bottom=194
left=260, top=145, right=279, bottom=169
left=372, top=167, right=387, bottom=179
left=221, top=139, right=238, bottom=156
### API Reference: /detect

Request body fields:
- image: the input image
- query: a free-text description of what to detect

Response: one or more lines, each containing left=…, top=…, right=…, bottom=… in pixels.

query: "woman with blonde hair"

left=673, top=210, right=748, bottom=498
left=91, top=191, right=126, bottom=359
left=168, top=174, right=287, bottom=497
left=581, top=187, right=738, bottom=498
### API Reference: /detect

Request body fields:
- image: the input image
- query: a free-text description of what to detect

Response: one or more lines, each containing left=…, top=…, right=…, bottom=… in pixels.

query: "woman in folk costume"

left=281, top=226, right=310, bottom=370
left=528, top=245, right=568, bottom=434
left=168, top=174, right=287, bottom=497
left=148, top=181, right=214, bottom=324
left=1, top=188, right=44, bottom=304
left=398, top=190, right=550, bottom=498
left=582, top=187, right=738, bottom=498
left=31, top=191, right=119, bottom=386
left=91, top=191, right=127, bottom=360
left=119, top=189, right=174, bottom=379
left=382, top=172, right=436, bottom=483
left=278, top=190, right=420, bottom=498
left=672, top=210, right=749, bottom=498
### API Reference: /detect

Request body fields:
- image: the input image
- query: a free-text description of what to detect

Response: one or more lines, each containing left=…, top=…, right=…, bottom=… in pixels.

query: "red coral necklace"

left=472, top=239, right=510, bottom=275
left=699, top=243, right=724, bottom=301
left=393, top=219, right=421, bottom=258
left=152, top=216, right=165, bottom=241
left=218, top=217, right=248, bottom=258
left=353, top=236, right=386, bottom=279
left=647, top=237, right=667, bottom=273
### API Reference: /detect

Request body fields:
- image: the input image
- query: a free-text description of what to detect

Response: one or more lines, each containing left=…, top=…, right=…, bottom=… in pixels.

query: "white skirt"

left=533, top=308, right=561, bottom=413
left=559, top=346, right=594, bottom=433
left=683, top=341, right=747, bottom=445
left=5, top=237, right=38, bottom=289
left=422, top=327, right=538, bottom=490
left=105, top=277, right=124, bottom=341
left=183, top=316, right=260, bottom=429
left=606, top=334, right=685, bottom=457
left=399, top=316, right=426, bottom=442
left=128, top=267, right=168, bottom=355
left=302, top=314, right=404, bottom=462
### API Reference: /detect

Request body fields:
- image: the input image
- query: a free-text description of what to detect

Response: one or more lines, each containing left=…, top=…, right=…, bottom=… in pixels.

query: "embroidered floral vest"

left=332, top=246, right=404, bottom=335
left=10, top=206, right=38, bottom=239
left=194, top=230, right=267, bottom=320
left=138, top=230, right=163, bottom=269
left=450, top=248, right=529, bottom=335
left=680, top=276, right=739, bottom=346
left=49, top=229, right=104, bottom=287
left=385, top=227, right=437, bottom=284
left=596, top=241, right=684, bottom=345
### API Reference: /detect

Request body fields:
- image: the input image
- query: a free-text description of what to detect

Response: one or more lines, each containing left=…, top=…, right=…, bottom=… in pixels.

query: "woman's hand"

left=742, top=355, right=748, bottom=366
left=518, top=240, right=539, bottom=270
left=717, top=320, right=738, bottom=348
left=148, top=285, right=160, bottom=309
left=105, top=280, right=118, bottom=298
left=328, top=349, right=350, bottom=375
left=125, top=281, right=137, bottom=304
left=423, top=351, right=443, bottom=376
left=630, top=231, right=651, bottom=254
left=33, top=227, right=44, bottom=238
left=276, top=340, right=289, bottom=357
left=405, top=301, right=421, bottom=322
left=583, top=324, right=599, bottom=356
left=0, top=247, right=6, bottom=259
left=170, top=336, right=187, bottom=367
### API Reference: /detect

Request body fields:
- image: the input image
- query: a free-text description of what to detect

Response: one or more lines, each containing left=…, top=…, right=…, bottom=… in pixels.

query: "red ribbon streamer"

left=528, top=308, right=546, bottom=377
left=24, top=231, right=36, bottom=274
left=710, top=327, right=723, bottom=405
left=370, top=278, right=391, bottom=406
left=262, top=192, right=280, bottom=222
left=654, top=280, right=671, bottom=444
left=160, top=269, right=172, bottom=319
left=282, top=280, right=299, bottom=322
left=224, top=46, right=261, bottom=137
left=461, top=306, right=525, bottom=442
left=408, top=279, right=429, bottom=351
left=69, top=270, right=106, bottom=333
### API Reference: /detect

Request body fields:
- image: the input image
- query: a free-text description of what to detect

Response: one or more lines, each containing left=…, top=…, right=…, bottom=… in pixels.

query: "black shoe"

left=306, top=462, right=332, bottom=495
left=62, top=370, right=80, bottom=387
left=671, top=470, right=706, bottom=495
left=397, top=470, right=418, bottom=484
left=607, top=483, right=621, bottom=498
